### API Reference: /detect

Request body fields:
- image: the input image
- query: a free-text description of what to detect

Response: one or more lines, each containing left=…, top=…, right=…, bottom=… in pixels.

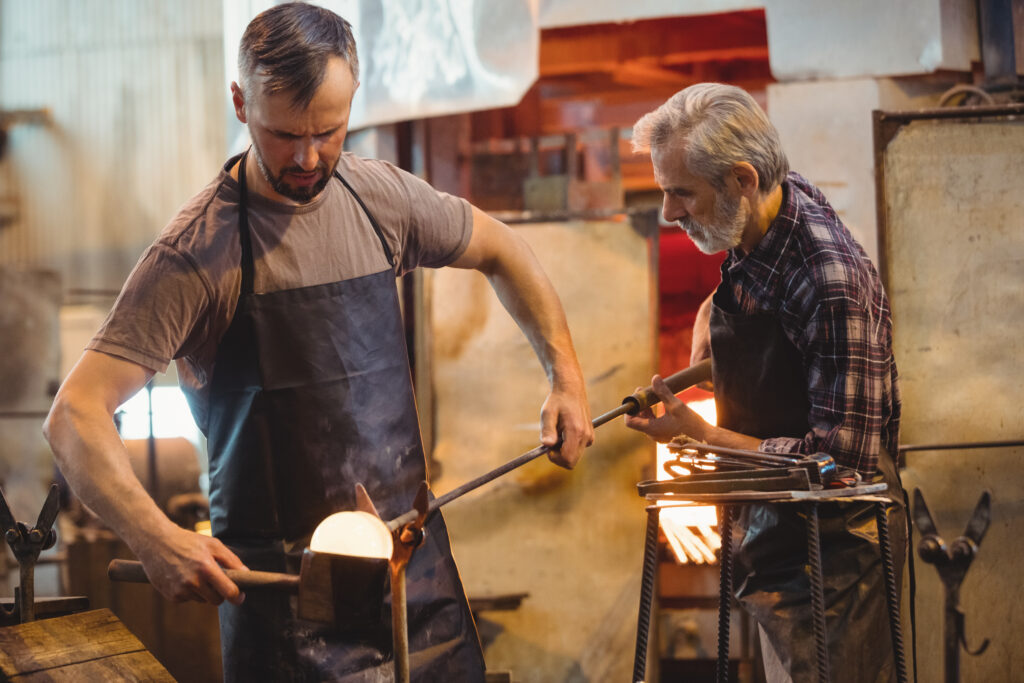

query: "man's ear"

left=230, top=82, right=248, bottom=124
left=732, top=162, right=760, bottom=198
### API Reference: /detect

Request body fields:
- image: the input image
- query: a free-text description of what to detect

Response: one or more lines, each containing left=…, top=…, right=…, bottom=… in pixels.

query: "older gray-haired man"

left=626, top=82, right=905, bottom=683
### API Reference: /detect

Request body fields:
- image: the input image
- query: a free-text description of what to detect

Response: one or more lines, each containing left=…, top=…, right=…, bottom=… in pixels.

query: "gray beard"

left=679, top=191, right=747, bottom=254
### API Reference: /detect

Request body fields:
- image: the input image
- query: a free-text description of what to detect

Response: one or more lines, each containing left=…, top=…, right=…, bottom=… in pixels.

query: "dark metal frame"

left=872, top=102, right=1024, bottom=292
left=633, top=491, right=908, bottom=683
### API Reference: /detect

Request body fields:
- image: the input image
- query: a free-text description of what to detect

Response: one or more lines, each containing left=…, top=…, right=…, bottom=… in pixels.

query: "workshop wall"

left=0, top=0, right=226, bottom=293
left=880, top=115, right=1024, bottom=682
left=429, top=217, right=656, bottom=682
left=0, top=267, right=61, bottom=596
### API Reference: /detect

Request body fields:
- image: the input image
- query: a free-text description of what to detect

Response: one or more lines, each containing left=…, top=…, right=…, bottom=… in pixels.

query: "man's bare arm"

left=44, top=350, right=246, bottom=604
left=449, top=207, right=594, bottom=467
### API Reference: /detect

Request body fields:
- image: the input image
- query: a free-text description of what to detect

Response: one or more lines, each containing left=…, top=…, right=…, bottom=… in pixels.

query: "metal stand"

left=877, top=503, right=909, bottom=683
left=716, top=505, right=734, bottom=683
left=805, top=503, right=830, bottom=683
left=632, top=506, right=661, bottom=683
left=632, top=484, right=906, bottom=683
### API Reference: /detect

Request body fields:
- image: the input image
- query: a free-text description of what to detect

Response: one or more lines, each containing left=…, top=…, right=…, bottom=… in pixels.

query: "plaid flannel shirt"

left=720, top=172, right=901, bottom=475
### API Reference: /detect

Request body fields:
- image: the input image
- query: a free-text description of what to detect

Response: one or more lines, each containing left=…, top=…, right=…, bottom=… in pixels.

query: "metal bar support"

left=876, top=503, right=909, bottom=683
left=632, top=506, right=660, bottom=683
left=716, top=505, right=735, bottom=683
left=806, top=503, right=831, bottom=683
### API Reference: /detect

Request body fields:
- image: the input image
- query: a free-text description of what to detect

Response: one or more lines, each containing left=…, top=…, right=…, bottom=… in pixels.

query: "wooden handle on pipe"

left=621, top=358, right=712, bottom=415
left=107, top=559, right=300, bottom=593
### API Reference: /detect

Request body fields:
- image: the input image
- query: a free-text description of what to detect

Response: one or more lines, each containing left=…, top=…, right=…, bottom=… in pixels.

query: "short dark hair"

left=238, top=2, right=359, bottom=110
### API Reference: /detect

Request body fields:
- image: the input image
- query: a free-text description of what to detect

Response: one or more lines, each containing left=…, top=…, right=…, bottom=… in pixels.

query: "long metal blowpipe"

left=388, top=359, right=713, bottom=530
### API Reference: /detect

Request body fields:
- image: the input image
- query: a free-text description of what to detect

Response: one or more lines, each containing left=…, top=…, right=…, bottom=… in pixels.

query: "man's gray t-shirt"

left=89, top=152, right=472, bottom=431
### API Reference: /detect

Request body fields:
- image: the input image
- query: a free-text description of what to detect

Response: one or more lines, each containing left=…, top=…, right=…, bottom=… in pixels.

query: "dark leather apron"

left=710, top=278, right=905, bottom=683
left=199, top=152, right=485, bottom=682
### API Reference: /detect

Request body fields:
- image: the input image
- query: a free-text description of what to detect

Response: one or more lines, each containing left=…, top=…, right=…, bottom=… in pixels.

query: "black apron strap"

left=333, top=170, right=396, bottom=268
left=237, top=151, right=256, bottom=297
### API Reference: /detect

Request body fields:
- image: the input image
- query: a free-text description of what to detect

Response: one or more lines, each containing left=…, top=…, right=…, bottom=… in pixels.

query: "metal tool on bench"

left=109, top=360, right=715, bottom=681
left=637, top=439, right=855, bottom=498
left=1, top=484, right=89, bottom=625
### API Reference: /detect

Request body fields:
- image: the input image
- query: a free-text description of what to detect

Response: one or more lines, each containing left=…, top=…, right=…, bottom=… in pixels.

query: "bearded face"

left=249, top=138, right=337, bottom=203
left=678, top=188, right=749, bottom=255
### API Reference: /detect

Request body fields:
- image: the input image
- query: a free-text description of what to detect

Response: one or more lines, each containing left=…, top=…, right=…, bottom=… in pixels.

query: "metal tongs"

left=638, top=438, right=856, bottom=496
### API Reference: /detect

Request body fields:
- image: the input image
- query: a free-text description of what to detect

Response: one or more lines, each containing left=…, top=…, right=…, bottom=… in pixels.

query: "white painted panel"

left=764, top=0, right=979, bottom=81
left=539, top=0, right=763, bottom=28
left=223, top=0, right=537, bottom=141
left=767, top=77, right=951, bottom=265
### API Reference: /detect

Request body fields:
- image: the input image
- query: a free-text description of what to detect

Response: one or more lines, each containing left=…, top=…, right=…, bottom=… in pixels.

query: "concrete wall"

left=881, top=117, right=1024, bottom=681
left=767, top=77, right=952, bottom=264
left=762, top=0, right=980, bottom=264
left=0, top=267, right=61, bottom=596
left=428, top=217, right=656, bottom=682
left=0, top=0, right=226, bottom=293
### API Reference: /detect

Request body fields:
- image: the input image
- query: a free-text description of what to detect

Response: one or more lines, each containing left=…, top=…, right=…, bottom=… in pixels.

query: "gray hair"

left=632, top=83, right=789, bottom=192
left=239, top=2, right=359, bottom=110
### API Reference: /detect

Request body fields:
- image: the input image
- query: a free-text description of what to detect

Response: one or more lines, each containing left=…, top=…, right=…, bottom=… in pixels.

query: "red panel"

left=658, top=228, right=724, bottom=377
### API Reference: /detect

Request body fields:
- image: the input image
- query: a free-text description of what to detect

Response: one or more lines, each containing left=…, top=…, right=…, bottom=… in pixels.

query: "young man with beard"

left=625, top=83, right=905, bottom=682
left=44, top=4, right=592, bottom=681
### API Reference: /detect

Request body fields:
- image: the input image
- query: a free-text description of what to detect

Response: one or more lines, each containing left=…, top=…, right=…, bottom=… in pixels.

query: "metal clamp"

left=1, top=484, right=60, bottom=624
left=912, top=488, right=991, bottom=682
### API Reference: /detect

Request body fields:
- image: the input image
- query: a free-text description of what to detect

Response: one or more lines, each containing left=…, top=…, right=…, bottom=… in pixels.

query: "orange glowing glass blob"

left=310, top=511, right=394, bottom=559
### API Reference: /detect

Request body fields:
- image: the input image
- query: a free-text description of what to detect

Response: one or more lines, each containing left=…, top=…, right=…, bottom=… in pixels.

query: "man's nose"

left=294, top=137, right=320, bottom=171
left=662, top=195, right=686, bottom=223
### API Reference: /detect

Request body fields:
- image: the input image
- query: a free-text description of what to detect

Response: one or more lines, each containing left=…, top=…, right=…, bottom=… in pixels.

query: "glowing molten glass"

left=310, top=511, right=394, bottom=559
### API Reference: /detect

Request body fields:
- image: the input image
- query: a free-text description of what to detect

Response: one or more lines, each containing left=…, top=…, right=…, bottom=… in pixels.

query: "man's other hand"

left=137, top=525, right=248, bottom=606
left=624, top=375, right=709, bottom=443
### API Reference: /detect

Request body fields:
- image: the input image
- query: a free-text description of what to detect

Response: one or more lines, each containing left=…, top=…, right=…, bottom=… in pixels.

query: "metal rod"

left=391, top=562, right=410, bottom=683
left=716, top=505, right=734, bottom=683
left=877, top=503, right=909, bottom=683
left=673, top=442, right=802, bottom=466
left=806, top=503, right=831, bottom=683
left=978, top=0, right=1018, bottom=89
left=632, top=506, right=660, bottom=683
left=944, top=585, right=960, bottom=683
left=389, top=361, right=714, bottom=530
left=18, top=563, right=34, bottom=623
left=898, top=439, right=1024, bottom=453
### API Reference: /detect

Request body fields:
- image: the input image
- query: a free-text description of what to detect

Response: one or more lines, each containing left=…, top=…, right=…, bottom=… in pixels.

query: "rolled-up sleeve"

left=759, top=295, right=890, bottom=474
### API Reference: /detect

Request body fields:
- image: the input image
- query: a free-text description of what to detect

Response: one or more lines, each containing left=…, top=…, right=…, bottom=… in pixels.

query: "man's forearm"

left=700, top=424, right=763, bottom=451
left=485, top=261, right=583, bottom=388
left=469, top=215, right=584, bottom=388
left=44, top=396, right=175, bottom=554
